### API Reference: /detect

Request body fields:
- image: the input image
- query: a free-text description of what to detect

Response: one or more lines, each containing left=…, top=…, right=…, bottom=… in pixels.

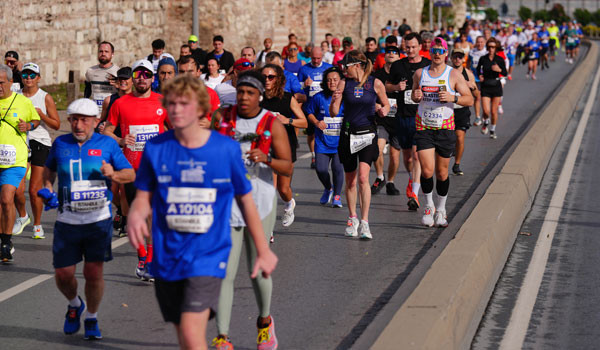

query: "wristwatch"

left=289, top=118, right=293, bottom=126
left=454, top=95, right=459, bottom=104
left=30, top=122, right=35, bottom=130
left=266, top=154, right=272, bottom=164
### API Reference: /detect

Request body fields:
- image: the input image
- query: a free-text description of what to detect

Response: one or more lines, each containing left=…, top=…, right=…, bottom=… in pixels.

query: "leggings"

left=216, top=196, right=277, bottom=335
left=315, top=152, right=344, bottom=196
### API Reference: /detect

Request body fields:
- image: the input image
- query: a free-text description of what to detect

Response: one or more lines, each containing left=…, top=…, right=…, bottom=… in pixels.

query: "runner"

left=477, top=38, right=507, bottom=139
left=305, top=67, right=345, bottom=207
left=333, top=37, right=353, bottom=66
left=187, top=34, right=207, bottom=70
left=298, top=42, right=313, bottom=64
left=211, top=70, right=291, bottom=350
left=548, top=20, right=560, bottom=62
left=469, top=36, right=486, bottom=126
left=177, top=55, right=221, bottom=117
left=525, top=32, right=541, bottom=79
left=103, top=59, right=169, bottom=281
left=0, top=64, right=40, bottom=263
left=256, top=38, right=274, bottom=68
left=322, top=41, right=334, bottom=64
left=13, top=63, right=60, bottom=239
left=260, top=64, right=308, bottom=228
left=365, top=37, right=379, bottom=64
left=538, top=24, right=550, bottom=70
left=206, top=35, right=235, bottom=74
left=386, top=32, right=431, bottom=211
left=154, top=57, right=178, bottom=93
left=40, top=98, right=134, bottom=339
left=84, top=42, right=119, bottom=116
left=213, top=58, right=255, bottom=107
left=419, top=32, right=433, bottom=60
left=565, top=22, right=578, bottom=64
left=147, top=39, right=167, bottom=74
left=374, top=36, right=401, bottom=71
left=283, top=42, right=304, bottom=75
left=330, top=51, right=390, bottom=239
left=4, top=51, right=22, bottom=92
left=411, top=37, right=473, bottom=227
left=282, top=33, right=303, bottom=59
left=179, top=44, right=192, bottom=59
left=264, top=52, right=306, bottom=104
left=449, top=49, right=478, bottom=175
left=454, top=31, right=472, bottom=58
left=200, top=58, right=226, bottom=89
left=371, top=46, right=402, bottom=196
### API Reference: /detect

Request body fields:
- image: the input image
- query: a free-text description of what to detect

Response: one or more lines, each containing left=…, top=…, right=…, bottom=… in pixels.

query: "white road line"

left=499, top=64, right=600, bottom=350
left=0, top=236, right=132, bottom=304
left=298, top=152, right=313, bottom=160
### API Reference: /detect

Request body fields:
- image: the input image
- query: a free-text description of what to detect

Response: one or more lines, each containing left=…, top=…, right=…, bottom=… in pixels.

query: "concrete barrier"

left=371, top=40, right=599, bottom=350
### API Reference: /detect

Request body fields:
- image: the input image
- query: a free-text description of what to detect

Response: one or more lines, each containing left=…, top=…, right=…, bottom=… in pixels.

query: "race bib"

left=70, top=180, right=108, bottom=212
left=0, top=144, right=17, bottom=166
left=309, top=81, right=322, bottom=97
left=404, top=90, right=418, bottom=105
left=421, top=107, right=445, bottom=128
left=349, top=133, right=375, bottom=154
left=323, top=117, right=342, bottom=136
left=387, top=98, right=397, bottom=117
left=567, top=37, right=576, bottom=44
left=128, top=124, right=159, bottom=152
left=166, top=187, right=216, bottom=233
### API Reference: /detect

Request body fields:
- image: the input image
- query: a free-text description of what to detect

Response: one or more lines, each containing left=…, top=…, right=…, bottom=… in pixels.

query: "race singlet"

left=165, top=187, right=216, bottom=233
left=0, top=144, right=17, bottom=166
left=69, top=180, right=108, bottom=212
left=387, top=98, right=397, bottom=117
left=323, top=116, right=343, bottom=136
left=404, top=90, right=418, bottom=105
left=128, top=124, right=159, bottom=152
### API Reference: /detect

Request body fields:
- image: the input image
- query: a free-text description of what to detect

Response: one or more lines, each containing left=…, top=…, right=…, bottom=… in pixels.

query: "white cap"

left=132, top=59, right=153, bottom=72
left=22, top=62, right=40, bottom=74
left=67, top=98, right=99, bottom=118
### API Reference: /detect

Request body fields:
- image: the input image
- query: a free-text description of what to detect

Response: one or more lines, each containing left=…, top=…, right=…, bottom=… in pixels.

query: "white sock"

left=387, top=180, right=393, bottom=184
left=20, top=213, right=29, bottom=220
left=311, top=152, right=315, bottom=157
left=476, top=115, right=481, bottom=119
left=377, top=174, right=384, bottom=181
left=490, top=124, right=496, bottom=132
left=425, top=192, right=434, bottom=207
left=412, top=182, right=421, bottom=196
left=484, top=119, right=489, bottom=125
left=284, top=200, right=294, bottom=211
left=437, top=195, right=448, bottom=212
left=69, top=296, right=81, bottom=308
left=86, top=311, right=98, bottom=320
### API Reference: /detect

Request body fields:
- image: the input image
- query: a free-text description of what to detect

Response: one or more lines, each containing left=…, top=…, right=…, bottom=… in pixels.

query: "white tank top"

left=417, top=65, right=455, bottom=130
left=21, top=89, right=52, bottom=147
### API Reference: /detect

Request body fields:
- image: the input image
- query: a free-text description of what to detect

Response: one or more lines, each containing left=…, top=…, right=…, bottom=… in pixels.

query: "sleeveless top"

left=416, top=65, right=455, bottom=131
left=22, top=89, right=52, bottom=147
left=284, top=59, right=303, bottom=75
left=261, top=92, right=298, bottom=161
left=342, top=75, right=377, bottom=129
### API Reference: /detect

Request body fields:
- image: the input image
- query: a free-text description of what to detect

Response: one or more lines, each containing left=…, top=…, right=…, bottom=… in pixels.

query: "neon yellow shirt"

left=0, top=92, right=40, bottom=168
left=548, top=26, right=560, bottom=49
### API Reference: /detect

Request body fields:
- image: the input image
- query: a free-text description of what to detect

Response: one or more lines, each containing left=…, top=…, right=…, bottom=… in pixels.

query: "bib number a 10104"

left=166, top=187, right=217, bottom=233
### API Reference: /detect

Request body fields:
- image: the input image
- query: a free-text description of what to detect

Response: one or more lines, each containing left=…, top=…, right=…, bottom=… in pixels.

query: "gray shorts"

left=154, top=276, right=222, bottom=324
left=377, top=125, right=401, bottom=150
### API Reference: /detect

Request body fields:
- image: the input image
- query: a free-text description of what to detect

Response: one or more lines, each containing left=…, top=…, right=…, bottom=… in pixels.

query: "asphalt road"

left=473, top=48, right=600, bottom=350
left=0, top=47, right=587, bottom=350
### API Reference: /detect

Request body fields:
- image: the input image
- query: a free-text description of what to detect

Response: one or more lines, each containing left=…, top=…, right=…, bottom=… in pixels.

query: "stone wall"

left=1, top=0, right=423, bottom=85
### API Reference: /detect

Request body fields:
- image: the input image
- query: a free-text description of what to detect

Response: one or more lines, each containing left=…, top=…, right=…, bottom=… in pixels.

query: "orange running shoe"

left=407, top=191, right=420, bottom=211
left=257, top=316, right=278, bottom=350
left=211, top=336, right=234, bottom=350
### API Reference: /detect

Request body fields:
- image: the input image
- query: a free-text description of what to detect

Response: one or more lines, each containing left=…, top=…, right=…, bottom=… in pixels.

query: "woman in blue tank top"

left=330, top=50, right=390, bottom=240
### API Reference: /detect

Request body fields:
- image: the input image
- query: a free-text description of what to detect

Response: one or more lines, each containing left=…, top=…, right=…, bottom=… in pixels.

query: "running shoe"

left=434, top=210, right=448, bottom=228
left=331, top=195, right=343, bottom=208
left=498, top=105, right=504, bottom=114
left=526, top=73, right=530, bottom=79
left=452, top=163, right=464, bottom=176
left=507, top=75, right=512, bottom=81
left=407, top=192, right=420, bottom=211
left=113, top=213, right=121, bottom=230
left=12, top=215, right=30, bottom=235
left=32, top=225, right=45, bottom=239
left=490, top=131, right=497, bottom=139
left=310, top=157, right=316, bottom=169
left=83, top=318, right=102, bottom=340
left=386, top=182, right=400, bottom=195
left=1, top=242, right=15, bottom=263
left=532, top=74, right=537, bottom=80
left=64, top=296, right=85, bottom=335
left=481, top=123, right=489, bottom=135
left=320, top=189, right=333, bottom=205
left=135, top=256, right=146, bottom=279
left=359, top=220, right=372, bottom=240
left=370, top=176, right=386, bottom=195
left=270, top=232, right=275, bottom=244
left=257, top=316, right=278, bottom=350
left=141, top=262, right=155, bottom=282
left=281, top=199, right=296, bottom=227
left=211, top=336, right=234, bottom=350
left=345, top=217, right=359, bottom=237
left=383, top=143, right=389, bottom=155
left=473, top=116, right=482, bottom=126
left=406, top=178, right=413, bottom=198
left=421, top=206, right=436, bottom=227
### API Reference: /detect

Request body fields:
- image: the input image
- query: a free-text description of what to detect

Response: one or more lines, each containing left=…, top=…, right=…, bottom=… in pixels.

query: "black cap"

left=116, top=67, right=132, bottom=79
left=5, top=51, right=18, bottom=60
left=385, top=46, right=400, bottom=54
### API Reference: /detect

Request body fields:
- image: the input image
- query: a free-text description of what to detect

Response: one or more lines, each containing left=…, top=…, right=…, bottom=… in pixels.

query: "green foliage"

left=42, top=83, right=86, bottom=110
left=549, top=3, right=570, bottom=23
left=421, top=0, right=455, bottom=28
left=534, top=9, right=551, bottom=22
left=518, top=6, right=533, bottom=22
left=484, top=8, right=499, bottom=22
left=574, top=8, right=593, bottom=26
left=594, top=10, right=600, bottom=25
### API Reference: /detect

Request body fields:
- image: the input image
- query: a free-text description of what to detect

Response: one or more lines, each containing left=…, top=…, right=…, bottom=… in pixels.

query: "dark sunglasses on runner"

left=262, top=74, right=277, bottom=81
left=132, top=70, right=153, bottom=79
left=430, top=47, right=447, bottom=56
left=21, top=72, right=38, bottom=79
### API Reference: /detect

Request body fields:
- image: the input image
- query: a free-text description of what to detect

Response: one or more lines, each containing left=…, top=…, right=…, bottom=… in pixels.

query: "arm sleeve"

left=110, top=139, right=133, bottom=171
left=229, top=142, right=252, bottom=196
left=134, top=143, right=156, bottom=192
left=45, top=144, right=57, bottom=171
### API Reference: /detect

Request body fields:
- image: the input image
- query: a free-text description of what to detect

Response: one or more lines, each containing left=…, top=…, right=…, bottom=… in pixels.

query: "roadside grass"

left=42, top=83, right=85, bottom=110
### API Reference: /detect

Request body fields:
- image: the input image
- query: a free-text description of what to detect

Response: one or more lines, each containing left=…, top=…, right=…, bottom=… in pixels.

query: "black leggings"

left=315, top=152, right=344, bottom=196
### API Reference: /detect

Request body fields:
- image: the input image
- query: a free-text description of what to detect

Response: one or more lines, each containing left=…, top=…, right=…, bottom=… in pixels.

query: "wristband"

left=454, top=95, right=459, bottom=104
left=266, top=154, right=272, bottom=164
left=30, top=122, right=35, bottom=130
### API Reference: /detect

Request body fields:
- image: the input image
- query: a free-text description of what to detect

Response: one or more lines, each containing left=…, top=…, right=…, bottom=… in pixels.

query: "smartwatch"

left=453, top=95, right=459, bottom=104
left=266, top=154, right=272, bottom=164
left=30, top=122, right=35, bottom=130
left=289, top=118, right=293, bottom=126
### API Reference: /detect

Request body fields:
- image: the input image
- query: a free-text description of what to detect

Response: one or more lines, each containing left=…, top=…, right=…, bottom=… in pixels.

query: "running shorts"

left=0, top=167, right=26, bottom=188
left=53, top=218, right=113, bottom=268
left=155, top=276, right=221, bottom=324
left=28, top=139, right=51, bottom=167
left=414, top=129, right=456, bottom=158
left=454, top=107, right=471, bottom=131
left=338, top=125, right=379, bottom=173
left=377, top=125, right=401, bottom=150
left=396, top=116, right=417, bottom=150
left=481, top=85, right=503, bottom=98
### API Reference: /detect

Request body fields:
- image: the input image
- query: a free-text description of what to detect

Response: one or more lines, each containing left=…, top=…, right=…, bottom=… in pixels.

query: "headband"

left=237, top=75, right=265, bottom=95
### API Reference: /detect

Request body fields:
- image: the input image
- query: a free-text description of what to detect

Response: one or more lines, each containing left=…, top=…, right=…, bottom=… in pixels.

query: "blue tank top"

left=342, top=75, right=377, bottom=128
left=284, top=59, right=303, bottom=75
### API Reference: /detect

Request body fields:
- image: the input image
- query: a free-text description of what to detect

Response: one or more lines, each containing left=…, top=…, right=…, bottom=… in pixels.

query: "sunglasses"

left=235, top=61, right=254, bottom=68
left=289, top=48, right=298, bottom=51
left=487, top=45, right=497, bottom=49
left=451, top=53, right=465, bottom=59
left=132, top=70, right=153, bottom=79
left=5, top=59, right=17, bottom=65
left=21, top=72, right=38, bottom=79
left=262, top=74, right=277, bottom=81
left=386, top=50, right=400, bottom=55
left=430, top=48, right=447, bottom=55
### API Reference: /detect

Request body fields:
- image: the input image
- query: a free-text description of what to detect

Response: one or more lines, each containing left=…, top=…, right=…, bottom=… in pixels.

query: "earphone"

left=259, top=95, right=263, bottom=102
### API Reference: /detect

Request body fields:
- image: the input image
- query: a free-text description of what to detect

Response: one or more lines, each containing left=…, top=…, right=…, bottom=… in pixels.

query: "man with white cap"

left=40, top=98, right=134, bottom=340
left=103, top=59, right=169, bottom=281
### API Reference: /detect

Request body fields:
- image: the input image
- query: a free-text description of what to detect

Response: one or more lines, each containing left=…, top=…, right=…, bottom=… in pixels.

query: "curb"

left=371, top=40, right=599, bottom=350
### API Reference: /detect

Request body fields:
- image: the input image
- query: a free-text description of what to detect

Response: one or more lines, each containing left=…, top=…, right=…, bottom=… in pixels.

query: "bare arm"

left=294, top=93, right=307, bottom=104
left=288, top=96, right=308, bottom=128
left=42, top=167, right=57, bottom=190
left=246, top=119, right=293, bottom=177
left=307, top=113, right=326, bottom=130
left=374, top=79, right=390, bottom=117
left=127, top=190, right=153, bottom=249
left=452, top=69, right=474, bottom=107
left=39, top=94, right=60, bottom=130
left=411, top=69, right=423, bottom=103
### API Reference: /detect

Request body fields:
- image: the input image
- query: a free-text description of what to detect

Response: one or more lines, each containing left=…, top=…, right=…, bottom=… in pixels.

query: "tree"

left=574, top=8, right=593, bottom=26
left=549, top=3, right=570, bottom=23
left=593, top=9, right=600, bottom=25
left=484, top=8, right=499, bottom=22
left=534, top=9, right=551, bottom=22
left=518, top=6, right=533, bottom=22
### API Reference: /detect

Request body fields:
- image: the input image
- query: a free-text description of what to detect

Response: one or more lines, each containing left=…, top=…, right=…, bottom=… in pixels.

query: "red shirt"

left=419, top=50, right=431, bottom=60
left=374, top=52, right=406, bottom=70
left=206, top=86, right=220, bottom=120
left=107, top=92, right=168, bottom=170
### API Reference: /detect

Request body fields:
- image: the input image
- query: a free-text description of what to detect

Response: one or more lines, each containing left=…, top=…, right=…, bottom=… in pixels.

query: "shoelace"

left=257, top=326, right=270, bottom=344
left=211, top=337, right=230, bottom=347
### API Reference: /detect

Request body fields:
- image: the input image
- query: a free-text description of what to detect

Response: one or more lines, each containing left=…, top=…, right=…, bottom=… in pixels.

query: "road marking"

left=499, top=64, right=600, bottom=350
left=299, top=152, right=312, bottom=160
left=0, top=236, right=131, bottom=304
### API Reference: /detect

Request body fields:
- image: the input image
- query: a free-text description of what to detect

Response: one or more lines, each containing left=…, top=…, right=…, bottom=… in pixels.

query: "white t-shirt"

left=200, top=74, right=226, bottom=90
left=20, top=88, right=52, bottom=147
left=323, top=51, right=334, bottom=65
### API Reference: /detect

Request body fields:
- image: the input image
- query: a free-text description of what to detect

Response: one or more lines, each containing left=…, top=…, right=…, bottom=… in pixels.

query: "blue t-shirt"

left=135, top=130, right=252, bottom=281
left=304, top=91, right=344, bottom=154
left=45, top=133, right=132, bottom=225
left=539, top=30, right=550, bottom=47
left=527, top=40, right=540, bottom=59
left=297, top=62, right=333, bottom=100
left=283, top=70, right=304, bottom=95
left=284, top=59, right=303, bottom=75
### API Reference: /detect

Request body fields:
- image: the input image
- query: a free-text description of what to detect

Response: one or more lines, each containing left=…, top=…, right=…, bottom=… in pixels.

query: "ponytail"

left=358, top=60, right=373, bottom=88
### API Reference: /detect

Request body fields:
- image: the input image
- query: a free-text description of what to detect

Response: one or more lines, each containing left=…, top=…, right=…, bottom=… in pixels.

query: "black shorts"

left=414, top=129, right=457, bottom=158
left=540, top=46, right=549, bottom=56
left=53, top=218, right=113, bottom=268
left=338, top=125, right=379, bottom=173
left=28, top=139, right=51, bottom=167
left=481, top=84, right=503, bottom=98
left=154, top=276, right=221, bottom=324
left=454, top=108, right=471, bottom=131
left=306, top=122, right=315, bottom=136
left=124, top=182, right=137, bottom=206
left=377, top=125, right=401, bottom=150
left=396, top=116, right=416, bottom=150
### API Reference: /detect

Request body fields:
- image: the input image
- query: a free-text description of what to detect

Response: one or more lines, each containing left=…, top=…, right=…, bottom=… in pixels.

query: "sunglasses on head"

left=21, top=72, right=37, bottom=79
left=430, top=48, right=447, bottom=55
left=343, top=62, right=361, bottom=69
left=262, top=74, right=277, bottom=81
left=235, top=61, right=254, bottom=68
left=132, top=70, right=153, bottom=79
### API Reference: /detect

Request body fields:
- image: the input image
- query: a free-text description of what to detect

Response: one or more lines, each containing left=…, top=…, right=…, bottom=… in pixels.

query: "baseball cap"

left=188, top=35, right=199, bottom=42
left=67, top=98, right=99, bottom=118
left=433, top=37, right=448, bottom=50
left=22, top=62, right=40, bottom=74
left=233, top=58, right=255, bottom=71
left=342, top=36, right=353, bottom=44
left=5, top=51, right=18, bottom=60
left=116, top=67, right=132, bottom=79
left=158, top=57, right=178, bottom=74
left=132, top=59, right=153, bottom=72
left=331, top=38, right=341, bottom=46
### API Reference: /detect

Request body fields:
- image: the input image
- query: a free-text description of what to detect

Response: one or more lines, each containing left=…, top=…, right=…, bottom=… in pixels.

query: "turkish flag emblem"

left=88, top=149, right=102, bottom=156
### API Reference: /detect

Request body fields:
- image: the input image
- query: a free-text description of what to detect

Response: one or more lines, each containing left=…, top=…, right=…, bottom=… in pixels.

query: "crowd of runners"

left=0, top=14, right=584, bottom=350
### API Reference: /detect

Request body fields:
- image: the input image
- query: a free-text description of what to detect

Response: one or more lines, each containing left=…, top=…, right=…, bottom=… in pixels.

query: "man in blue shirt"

left=42, top=98, right=135, bottom=340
